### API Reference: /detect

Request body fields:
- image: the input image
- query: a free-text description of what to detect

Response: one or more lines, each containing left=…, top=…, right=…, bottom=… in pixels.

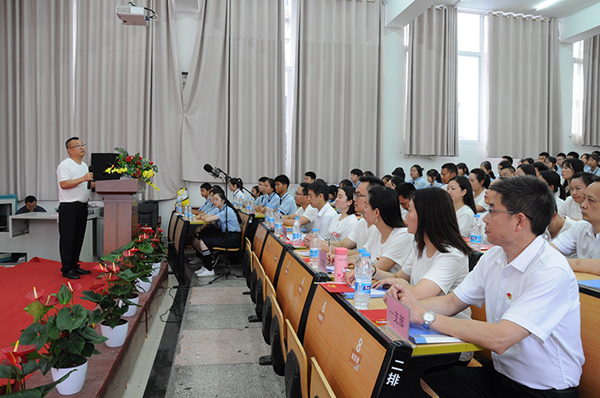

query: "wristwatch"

left=422, top=311, right=436, bottom=330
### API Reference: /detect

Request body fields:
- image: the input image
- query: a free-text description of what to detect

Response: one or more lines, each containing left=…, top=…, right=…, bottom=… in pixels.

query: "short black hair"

left=411, top=165, right=423, bottom=177
left=358, top=175, right=384, bottom=190
left=299, top=182, right=310, bottom=195
left=557, top=152, right=566, bottom=158
left=258, top=176, right=269, bottom=182
left=211, top=185, right=225, bottom=195
left=390, top=176, right=405, bottom=188
left=367, top=186, right=405, bottom=228
left=274, top=174, right=290, bottom=187
left=351, top=168, right=363, bottom=176
left=523, top=157, right=535, bottom=165
left=329, top=185, right=339, bottom=197
left=265, top=178, right=276, bottom=189
left=339, top=179, right=353, bottom=187
left=532, top=162, right=549, bottom=173
left=24, top=195, right=37, bottom=204
left=382, top=175, right=393, bottom=183
left=441, top=163, right=458, bottom=175
left=308, top=181, right=329, bottom=200
left=200, top=183, right=212, bottom=190
left=498, top=160, right=512, bottom=170
left=539, top=170, right=565, bottom=199
left=516, top=164, right=536, bottom=176
left=65, top=137, right=79, bottom=150
left=394, top=182, right=416, bottom=199
left=539, top=151, right=550, bottom=158
left=490, top=176, right=554, bottom=236
left=502, top=155, right=513, bottom=165
left=314, top=178, right=327, bottom=184
left=567, top=151, right=579, bottom=159
left=590, top=154, right=600, bottom=163
left=572, top=172, right=600, bottom=188
left=391, top=167, right=406, bottom=180
left=363, top=171, right=375, bottom=177
left=304, top=171, right=316, bottom=180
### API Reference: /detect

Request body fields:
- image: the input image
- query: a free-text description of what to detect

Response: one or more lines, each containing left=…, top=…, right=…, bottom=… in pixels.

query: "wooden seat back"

left=579, top=290, right=600, bottom=398
left=253, top=223, right=268, bottom=259
left=310, top=357, right=337, bottom=398
left=261, top=233, right=287, bottom=287
left=286, top=319, right=309, bottom=398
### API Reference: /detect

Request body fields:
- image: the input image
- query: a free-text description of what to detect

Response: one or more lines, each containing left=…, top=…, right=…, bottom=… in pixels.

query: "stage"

left=0, top=258, right=169, bottom=397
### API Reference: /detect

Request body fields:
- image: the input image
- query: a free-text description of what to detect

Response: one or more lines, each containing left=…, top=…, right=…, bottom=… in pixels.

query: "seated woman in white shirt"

left=370, top=187, right=472, bottom=321
left=559, top=172, right=595, bottom=221
left=344, top=186, right=413, bottom=277
left=326, top=186, right=359, bottom=242
left=468, top=168, right=490, bottom=213
left=447, top=176, right=477, bottom=238
left=540, top=170, right=566, bottom=208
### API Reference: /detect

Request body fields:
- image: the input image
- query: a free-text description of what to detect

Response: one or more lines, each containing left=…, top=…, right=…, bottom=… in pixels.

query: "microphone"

left=88, top=165, right=94, bottom=190
left=203, top=164, right=221, bottom=179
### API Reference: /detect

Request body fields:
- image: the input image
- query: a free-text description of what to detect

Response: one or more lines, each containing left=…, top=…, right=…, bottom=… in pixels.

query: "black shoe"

left=75, top=268, right=91, bottom=275
left=62, top=271, right=81, bottom=279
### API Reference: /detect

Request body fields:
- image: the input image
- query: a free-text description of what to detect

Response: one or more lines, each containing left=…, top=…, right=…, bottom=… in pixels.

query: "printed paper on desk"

left=386, top=296, right=410, bottom=342
left=318, top=249, right=328, bottom=272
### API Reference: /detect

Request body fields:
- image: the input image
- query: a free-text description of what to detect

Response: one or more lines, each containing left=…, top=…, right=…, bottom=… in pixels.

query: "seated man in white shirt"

left=283, top=183, right=317, bottom=231
left=321, top=175, right=384, bottom=253
left=388, top=175, right=584, bottom=397
left=394, top=182, right=415, bottom=222
left=440, top=163, right=457, bottom=191
left=303, top=181, right=339, bottom=241
left=553, top=180, right=600, bottom=275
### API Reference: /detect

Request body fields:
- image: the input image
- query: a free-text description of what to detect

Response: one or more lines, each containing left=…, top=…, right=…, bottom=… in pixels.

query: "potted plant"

left=138, top=225, right=167, bottom=277
left=18, top=283, right=107, bottom=395
left=81, top=263, right=143, bottom=347
left=104, top=147, right=159, bottom=191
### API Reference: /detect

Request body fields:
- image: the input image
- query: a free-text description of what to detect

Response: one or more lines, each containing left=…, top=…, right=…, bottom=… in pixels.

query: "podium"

left=96, top=178, right=143, bottom=255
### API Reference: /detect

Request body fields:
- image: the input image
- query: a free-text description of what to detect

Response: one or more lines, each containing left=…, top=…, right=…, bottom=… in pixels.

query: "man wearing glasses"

left=56, top=137, right=94, bottom=279
left=388, top=175, right=583, bottom=397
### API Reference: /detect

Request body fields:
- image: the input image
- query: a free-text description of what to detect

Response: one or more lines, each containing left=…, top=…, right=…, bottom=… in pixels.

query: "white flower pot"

left=136, top=277, right=153, bottom=293
left=100, top=320, right=129, bottom=348
left=150, top=262, right=161, bottom=277
left=119, top=294, right=140, bottom=317
left=51, top=360, right=88, bottom=395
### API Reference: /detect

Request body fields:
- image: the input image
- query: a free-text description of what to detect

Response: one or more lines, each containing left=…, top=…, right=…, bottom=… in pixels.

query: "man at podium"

left=56, top=137, right=94, bottom=279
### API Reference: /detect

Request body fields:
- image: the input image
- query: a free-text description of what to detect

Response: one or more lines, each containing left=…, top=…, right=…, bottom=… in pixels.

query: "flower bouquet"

left=104, top=147, right=159, bottom=191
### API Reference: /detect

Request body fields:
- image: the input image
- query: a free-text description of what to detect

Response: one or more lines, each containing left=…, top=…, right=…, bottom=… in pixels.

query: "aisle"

left=165, top=270, right=285, bottom=397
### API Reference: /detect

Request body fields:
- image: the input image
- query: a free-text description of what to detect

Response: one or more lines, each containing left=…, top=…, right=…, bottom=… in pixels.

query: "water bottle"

left=309, top=228, right=320, bottom=269
left=470, top=214, right=483, bottom=251
left=274, top=210, right=283, bottom=236
left=354, top=252, right=372, bottom=310
left=250, top=200, right=255, bottom=215
left=176, top=199, right=182, bottom=215
left=269, top=206, right=275, bottom=230
left=292, top=217, right=302, bottom=247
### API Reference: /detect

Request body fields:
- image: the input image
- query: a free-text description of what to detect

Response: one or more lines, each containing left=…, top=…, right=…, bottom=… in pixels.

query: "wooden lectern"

left=95, top=178, right=143, bottom=255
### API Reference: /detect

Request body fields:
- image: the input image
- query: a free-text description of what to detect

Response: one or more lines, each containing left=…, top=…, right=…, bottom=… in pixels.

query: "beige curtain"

left=291, top=0, right=382, bottom=183
left=181, top=0, right=285, bottom=184
left=405, top=6, right=458, bottom=157
left=582, top=34, right=600, bottom=146
left=487, top=13, right=562, bottom=157
left=0, top=1, right=74, bottom=199
left=74, top=0, right=183, bottom=200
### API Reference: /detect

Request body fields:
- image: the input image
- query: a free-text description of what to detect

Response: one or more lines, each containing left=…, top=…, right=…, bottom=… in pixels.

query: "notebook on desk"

left=408, top=324, right=463, bottom=344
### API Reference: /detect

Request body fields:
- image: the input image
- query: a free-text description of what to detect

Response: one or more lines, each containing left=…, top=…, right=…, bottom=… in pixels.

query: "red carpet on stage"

left=0, top=258, right=101, bottom=350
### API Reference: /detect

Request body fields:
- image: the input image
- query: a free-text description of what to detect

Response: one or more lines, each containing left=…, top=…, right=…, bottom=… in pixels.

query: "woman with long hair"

left=561, top=158, right=585, bottom=196
left=326, top=186, right=359, bottom=242
left=457, top=162, right=469, bottom=177
left=480, top=161, right=496, bottom=181
left=193, top=190, right=242, bottom=277
left=344, top=186, right=413, bottom=282
left=468, top=168, right=490, bottom=213
left=539, top=170, right=566, bottom=207
left=447, top=176, right=477, bottom=238
left=426, top=169, right=443, bottom=188
left=559, top=172, right=595, bottom=221
left=371, top=188, right=471, bottom=320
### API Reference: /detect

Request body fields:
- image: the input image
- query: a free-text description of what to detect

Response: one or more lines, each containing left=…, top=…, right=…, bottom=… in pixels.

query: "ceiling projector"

left=116, top=5, right=148, bottom=26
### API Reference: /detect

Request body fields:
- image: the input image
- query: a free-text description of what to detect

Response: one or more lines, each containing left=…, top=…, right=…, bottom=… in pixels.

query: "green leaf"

left=24, top=301, right=51, bottom=323
left=3, top=389, right=43, bottom=398
left=46, top=317, right=60, bottom=340
left=57, top=334, right=85, bottom=354
left=80, top=290, right=103, bottom=305
left=19, top=323, right=48, bottom=351
left=136, top=241, right=154, bottom=254
left=80, top=326, right=108, bottom=345
left=56, top=284, right=72, bottom=306
left=56, top=305, right=87, bottom=332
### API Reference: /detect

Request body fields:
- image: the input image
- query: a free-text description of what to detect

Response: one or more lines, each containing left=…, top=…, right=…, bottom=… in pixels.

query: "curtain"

left=74, top=0, right=182, bottom=200
left=487, top=13, right=562, bottom=157
left=291, top=0, right=382, bottom=183
left=405, top=6, right=458, bottom=157
left=0, top=1, right=74, bottom=199
left=181, top=0, right=285, bottom=184
left=582, top=34, right=600, bottom=146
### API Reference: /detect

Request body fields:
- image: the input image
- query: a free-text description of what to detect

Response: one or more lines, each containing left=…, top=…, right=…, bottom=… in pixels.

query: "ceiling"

left=456, top=0, right=599, bottom=19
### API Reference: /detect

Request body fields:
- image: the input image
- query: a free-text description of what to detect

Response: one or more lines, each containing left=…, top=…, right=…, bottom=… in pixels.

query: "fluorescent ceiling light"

left=535, top=0, right=561, bottom=10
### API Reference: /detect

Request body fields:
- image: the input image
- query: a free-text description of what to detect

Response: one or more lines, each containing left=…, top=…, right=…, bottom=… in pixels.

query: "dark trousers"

left=58, top=202, right=88, bottom=274
left=422, top=358, right=578, bottom=398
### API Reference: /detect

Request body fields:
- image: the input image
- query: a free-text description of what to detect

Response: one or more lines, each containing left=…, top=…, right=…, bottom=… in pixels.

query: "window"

left=457, top=12, right=485, bottom=141
left=572, top=40, right=584, bottom=144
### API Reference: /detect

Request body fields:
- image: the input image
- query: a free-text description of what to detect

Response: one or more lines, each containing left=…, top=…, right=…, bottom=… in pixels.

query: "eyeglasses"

left=68, top=144, right=86, bottom=149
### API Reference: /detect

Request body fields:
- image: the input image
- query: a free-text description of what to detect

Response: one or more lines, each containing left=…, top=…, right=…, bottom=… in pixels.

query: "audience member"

left=250, top=185, right=260, bottom=200
left=556, top=152, right=566, bottom=174
left=328, top=185, right=338, bottom=203
left=440, top=163, right=458, bottom=190
left=559, top=172, right=596, bottom=221
left=468, top=168, right=490, bottom=213
left=16, top=195, right=46, bottom=214
left=544, top=156, right=557, bottom=171
left=350, top=168, right=363, bottom=188
left=283, top=183, right=317, bottom=231
left=515, top=163, right=536, bottom=177
left=254, top=176, right=269, bottom=205
left=304, top=181, right=338, bottom=240
left=456, top=162, right=469, bottom=177
left=229, top=177, right=246, bottom=202
left=391, top=167, right=406, bottom=181
left=390, top=176, right=583, bottom=397
left=480, top=161, right=496, bottom=181
left=561, top=158, right=585, bottom=196
left=256, top=178, right=279, bottom=213
left=539, top=170, right=565, bottom=207
left=532, top=161, right=549, bottom=177
left=409, top=165, right=427, bottom=189
left=582, top=153, right=591, bottom=172
left=497, top=160, right=515, bottom=178
left=339, top=179, right=353, bottom=188
left=538, top=151, right=550, bottom=162
left=501, top=155, right=513, bottom=165
left=382, top=174, right=392, bottom=186
left=567, top=151, right=580, bottom=159
left=304, top=171, right=316, bottom=183
left=425, top=169, right=443, bottom=188
left=448, top=176, right=477, bottom=238
left=588, top=154, right=600, bottom=176
left=325, top=186, right=358, bottom=242
left=274, top=174, right=297, bottom=215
